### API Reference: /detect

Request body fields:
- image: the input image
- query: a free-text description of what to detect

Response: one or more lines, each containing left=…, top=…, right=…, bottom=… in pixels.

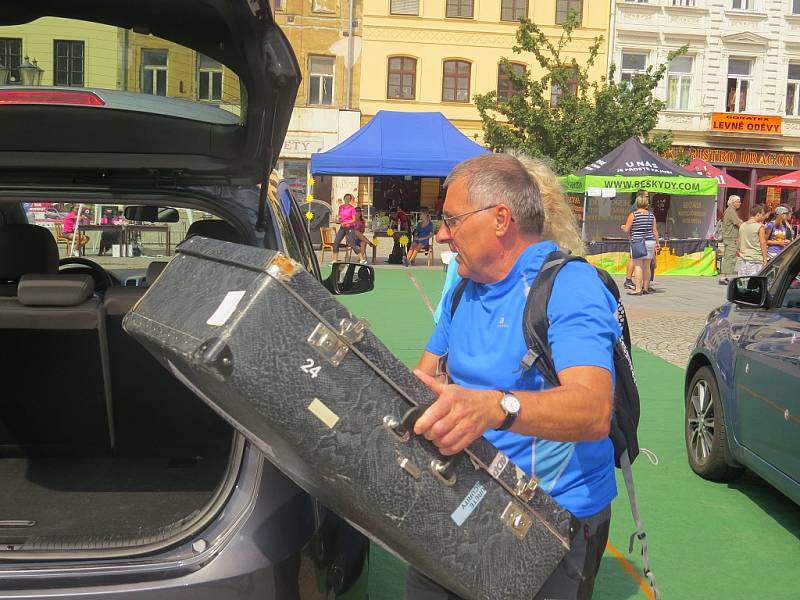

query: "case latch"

left=307, top=323, right=349, bottom=366
left=501, top=502, right=533, bottom=540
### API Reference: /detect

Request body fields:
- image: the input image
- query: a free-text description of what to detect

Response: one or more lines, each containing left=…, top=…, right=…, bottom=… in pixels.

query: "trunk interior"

left=0, top=307, right=235, bottom=557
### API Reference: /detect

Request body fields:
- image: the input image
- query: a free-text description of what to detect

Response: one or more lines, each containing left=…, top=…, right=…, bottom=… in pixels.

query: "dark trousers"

left=333, top=226, right=356, bottom=254
left=404, top=505, right=611, bottom=600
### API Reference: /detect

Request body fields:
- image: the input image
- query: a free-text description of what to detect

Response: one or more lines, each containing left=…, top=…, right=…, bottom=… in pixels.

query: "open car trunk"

left=0, top=315, right=239, bottom=558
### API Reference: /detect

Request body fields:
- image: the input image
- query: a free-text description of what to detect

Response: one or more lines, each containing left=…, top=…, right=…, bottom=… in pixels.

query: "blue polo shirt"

left=426, top=240, right=619, bottom=518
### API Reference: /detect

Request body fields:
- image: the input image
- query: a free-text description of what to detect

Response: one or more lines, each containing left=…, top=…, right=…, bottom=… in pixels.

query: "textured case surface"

left=123, top=237, right=576, bottom=600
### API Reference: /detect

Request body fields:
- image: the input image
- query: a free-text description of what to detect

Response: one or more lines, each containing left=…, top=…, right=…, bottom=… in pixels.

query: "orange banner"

left=710, top=113, right=782, bottom=135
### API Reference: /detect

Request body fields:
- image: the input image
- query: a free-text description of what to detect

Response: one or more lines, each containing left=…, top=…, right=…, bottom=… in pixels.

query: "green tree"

left=475, top=13, right=685, bottom=174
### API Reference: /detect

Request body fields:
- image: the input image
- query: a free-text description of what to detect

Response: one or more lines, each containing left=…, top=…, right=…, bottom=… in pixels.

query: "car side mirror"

left=728, top=276, right=768, bottom=308
left=323, top=262, right=375, bottom=295
left=124, top=206, right=180, bottom=223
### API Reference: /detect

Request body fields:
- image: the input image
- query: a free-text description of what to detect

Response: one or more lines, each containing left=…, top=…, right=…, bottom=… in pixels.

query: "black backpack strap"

left=449, top=277, right=470, bottom=318
left=519, top=250, right=584, bottom=385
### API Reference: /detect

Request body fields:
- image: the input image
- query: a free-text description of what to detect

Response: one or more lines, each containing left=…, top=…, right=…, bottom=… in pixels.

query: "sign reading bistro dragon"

left=664, top=146, right=800, bottom=169
left=710, top=113, right=782, bottom=135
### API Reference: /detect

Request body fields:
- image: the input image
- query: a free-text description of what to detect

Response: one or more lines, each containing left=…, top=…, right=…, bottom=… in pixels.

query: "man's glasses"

left=440, top=204, right=498, bottom=234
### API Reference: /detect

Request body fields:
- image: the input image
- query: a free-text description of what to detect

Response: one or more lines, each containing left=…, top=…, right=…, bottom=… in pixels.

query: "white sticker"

left=450, top=482, right=487, bottom=527
left=206, top=291, right=246, bottom=326
left=488, top=452, right=509, bottom=479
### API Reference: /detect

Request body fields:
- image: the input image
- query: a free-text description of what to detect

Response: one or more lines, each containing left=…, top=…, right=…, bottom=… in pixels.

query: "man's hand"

left=412, top=369, right=504, bottom=455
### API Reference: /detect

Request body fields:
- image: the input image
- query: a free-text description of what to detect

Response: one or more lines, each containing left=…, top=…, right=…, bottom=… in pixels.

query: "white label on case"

left=451, top=482, right=487, bottom=527
left=207, top=290, right=246, bottom=326
left=488, top=452, right=509, bottom=479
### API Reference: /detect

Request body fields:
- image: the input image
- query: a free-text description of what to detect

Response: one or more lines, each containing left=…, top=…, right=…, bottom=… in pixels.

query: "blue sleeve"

left=433, top=256, right=461, bottom=323
left=546, top=262, right=620, bottom=374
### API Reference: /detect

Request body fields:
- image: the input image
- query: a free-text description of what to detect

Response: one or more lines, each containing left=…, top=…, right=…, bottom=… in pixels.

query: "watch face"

left=501, top=394, right=520, bottom=414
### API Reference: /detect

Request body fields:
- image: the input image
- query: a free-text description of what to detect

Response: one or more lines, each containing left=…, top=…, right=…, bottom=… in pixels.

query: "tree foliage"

left=475, top=13, right=685, bottom=175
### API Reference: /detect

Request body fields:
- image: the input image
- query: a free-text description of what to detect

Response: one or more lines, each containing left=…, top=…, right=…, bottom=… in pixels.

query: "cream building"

left=358, top=0, right=610, bottom=208
left=273, top=0, right=364, bottom=204
left=612, top=0, right=800, bottom=212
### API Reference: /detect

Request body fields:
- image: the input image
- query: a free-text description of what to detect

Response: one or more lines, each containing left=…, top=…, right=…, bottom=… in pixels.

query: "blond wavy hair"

left=508, top=152, right=585, bottom=256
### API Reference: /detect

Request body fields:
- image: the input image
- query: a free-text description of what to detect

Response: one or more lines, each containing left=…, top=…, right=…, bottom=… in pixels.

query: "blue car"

left=685, top=238, right=800, bottom=505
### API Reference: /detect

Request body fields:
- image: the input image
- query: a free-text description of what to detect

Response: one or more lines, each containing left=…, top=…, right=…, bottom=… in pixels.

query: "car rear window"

left=0, top=17, right=244, bottom=124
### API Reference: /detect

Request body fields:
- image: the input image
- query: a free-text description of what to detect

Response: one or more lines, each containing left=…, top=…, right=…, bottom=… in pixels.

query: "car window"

left=267, top=183, right=304, bottom=263
left=780, top=260, right=800, bottom=309
left=282, top=187, right=321, bottom=279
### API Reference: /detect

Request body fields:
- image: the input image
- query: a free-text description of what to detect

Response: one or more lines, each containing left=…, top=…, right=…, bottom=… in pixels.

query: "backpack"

left=450, top=250, right=659, bottom=599
left=387, top=237, right=405, bottom=264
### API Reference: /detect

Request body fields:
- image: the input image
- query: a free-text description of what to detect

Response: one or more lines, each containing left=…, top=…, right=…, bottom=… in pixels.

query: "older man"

left=720, top=195, right=743, bottom=285
left=407, top=154, right=620, bottom=600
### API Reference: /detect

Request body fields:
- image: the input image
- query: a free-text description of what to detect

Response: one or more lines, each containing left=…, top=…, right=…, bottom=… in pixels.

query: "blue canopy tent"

left=310, top=110, right=488, bottom=176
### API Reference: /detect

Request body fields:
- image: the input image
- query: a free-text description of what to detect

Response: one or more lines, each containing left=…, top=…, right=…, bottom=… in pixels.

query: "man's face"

left=436, top=178, right=498, bottom=282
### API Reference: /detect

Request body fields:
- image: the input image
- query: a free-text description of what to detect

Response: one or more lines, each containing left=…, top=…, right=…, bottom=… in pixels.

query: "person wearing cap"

left=765, top=205, right=794, bottom=257
left=719, top=195, right=743, bottom=285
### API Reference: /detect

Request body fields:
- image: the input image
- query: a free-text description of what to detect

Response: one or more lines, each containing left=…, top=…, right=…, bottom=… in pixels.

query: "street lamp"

left=0, top=62, right=9, bottom=85
left=19, top=57, right=44, bottom=86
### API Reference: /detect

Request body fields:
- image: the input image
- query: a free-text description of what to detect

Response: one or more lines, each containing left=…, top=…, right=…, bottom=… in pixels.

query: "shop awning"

left=561, top=137, right=718, bottom=196
left=310, top=110, right=488, bottom=177
left=685, top=158, right=749, bottom=189
left=757, top=170, right=800, bottom=188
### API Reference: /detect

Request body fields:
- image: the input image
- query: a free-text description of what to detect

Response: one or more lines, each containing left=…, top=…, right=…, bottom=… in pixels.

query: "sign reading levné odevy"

left=710, top=113, right=782, bottom=135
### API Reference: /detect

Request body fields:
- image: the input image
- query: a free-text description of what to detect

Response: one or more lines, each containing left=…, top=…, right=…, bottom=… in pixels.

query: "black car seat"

left=0, top=224, right=60, bottom=296
left=103, top=219, right=243, bottom=456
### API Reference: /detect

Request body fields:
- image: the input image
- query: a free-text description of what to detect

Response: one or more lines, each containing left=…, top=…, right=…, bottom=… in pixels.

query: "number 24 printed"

left=301, top=358, right=322, bottom=379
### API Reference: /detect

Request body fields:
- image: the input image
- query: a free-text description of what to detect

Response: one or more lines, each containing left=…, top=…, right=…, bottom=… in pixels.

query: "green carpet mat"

left=337, top=267, right=800, bottom=600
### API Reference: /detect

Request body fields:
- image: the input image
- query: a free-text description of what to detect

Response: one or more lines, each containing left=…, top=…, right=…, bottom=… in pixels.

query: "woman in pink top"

left=333, top=194, right=357, bottom=261
left=62, top=204, right=90, bottom=257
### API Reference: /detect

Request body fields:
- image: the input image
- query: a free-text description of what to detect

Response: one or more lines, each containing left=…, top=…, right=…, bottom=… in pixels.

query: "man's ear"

left=495, top=204, right=513, bottom=235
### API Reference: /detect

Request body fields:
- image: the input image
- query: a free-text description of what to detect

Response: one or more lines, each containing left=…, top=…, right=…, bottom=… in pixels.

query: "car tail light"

left=0, top=89, right=105, bottom=106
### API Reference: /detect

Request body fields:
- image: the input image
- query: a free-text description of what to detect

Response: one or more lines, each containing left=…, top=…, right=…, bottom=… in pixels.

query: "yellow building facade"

left=0, top=17, right=118, bottom=89
left=360, top=0, right=610, bottom=142
left=272, top=0, right=364, bottom=204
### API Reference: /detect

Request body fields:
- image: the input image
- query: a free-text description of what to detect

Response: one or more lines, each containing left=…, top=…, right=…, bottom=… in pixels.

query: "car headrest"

left=146, top=261, right=168, bottom=286
left=185, top=220, right=244, bottom=244
left=17, top=274, right=95, bottom=307
left=0, top=224, right=60, bottom=281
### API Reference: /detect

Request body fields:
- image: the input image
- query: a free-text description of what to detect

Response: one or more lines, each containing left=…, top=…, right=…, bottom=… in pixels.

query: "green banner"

left=585, top=245, right=718, bottom=276
left=561, top=174, right=718, bottom=196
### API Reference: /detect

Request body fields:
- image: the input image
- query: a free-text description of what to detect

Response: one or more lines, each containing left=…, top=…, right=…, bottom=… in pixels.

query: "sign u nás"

left=710, top=113, right=782, bottom=135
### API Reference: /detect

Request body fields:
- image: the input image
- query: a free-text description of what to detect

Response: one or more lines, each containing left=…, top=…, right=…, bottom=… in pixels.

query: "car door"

left=733, top=244, right=800, bottom=480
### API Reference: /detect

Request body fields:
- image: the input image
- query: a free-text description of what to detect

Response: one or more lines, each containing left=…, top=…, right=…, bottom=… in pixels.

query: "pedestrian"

left=719, top=195, right=743, bottom=285
left=736, top=204, right=769, bottom=277
left=621, top=192, right=659, bottom=295
left=407, top=153, right=619, bottom=600
left=623, top=189, right=648, bottom=290
left=333, top=193, right=357, bottom=261
left=765, top=205, right=794, bottom=258
left=351, top=206, right=377, bottom=264
left=403, top=209, right=433, bottom=266
left=62, top=203, right=90, bottom=257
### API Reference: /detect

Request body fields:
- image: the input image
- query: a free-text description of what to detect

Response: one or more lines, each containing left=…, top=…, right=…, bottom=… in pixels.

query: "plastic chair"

left=319, top=227, right=351, bottom=263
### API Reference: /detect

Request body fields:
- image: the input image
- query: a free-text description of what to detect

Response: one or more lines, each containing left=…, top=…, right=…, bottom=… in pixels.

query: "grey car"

left=0, top=1, right=369, bottom=597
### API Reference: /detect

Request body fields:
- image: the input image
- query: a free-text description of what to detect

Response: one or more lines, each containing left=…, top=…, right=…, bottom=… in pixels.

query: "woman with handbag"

left=622, top=193, right=660, bottom=295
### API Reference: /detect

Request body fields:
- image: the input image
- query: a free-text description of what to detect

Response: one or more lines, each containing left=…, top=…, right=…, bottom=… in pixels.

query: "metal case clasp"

left=501, top=501, right=533, bottom=540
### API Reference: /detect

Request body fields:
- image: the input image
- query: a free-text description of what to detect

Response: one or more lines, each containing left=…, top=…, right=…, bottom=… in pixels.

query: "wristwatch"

left=498, top=390, right=521, bottom=431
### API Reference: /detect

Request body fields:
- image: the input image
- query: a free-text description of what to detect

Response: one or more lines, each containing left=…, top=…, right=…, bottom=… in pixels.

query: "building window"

left=794, top=0, right=800, bottom=14
left=308, top=56, right=334, bottom=105
left=672, top=0, right=695, bottom=5
left=731, top=0, right=754, bottom=9
left=501, top=0, right=528, bottom=21
left=442, top=60, right=471, bottom=102
left=141, top=49, right=168, bottom=96
left=198, top=54, right=223, bottom=102
left=786, top=65, right=800, bottom=115
left=53, top=40, right=84, bottom=87
left=273, top=0, right=284, bottom=10
left=667, top=56, right=693, bottom=110
left=555, top=1, right=583, bottom=24
left=620, top=52, right=647, bottom=84
left=390, top=0, right=419, bottom=15
left=726, top=58, right=752, bottom=112
left=0, top=38, right=22, bottom=84
left=550, top=66, right=578, bottom=105
left=498, top=63, right=526, bottom=100
left=446, top=0, right=474, bottom=19
left=387, top=57, right=416, bottom=100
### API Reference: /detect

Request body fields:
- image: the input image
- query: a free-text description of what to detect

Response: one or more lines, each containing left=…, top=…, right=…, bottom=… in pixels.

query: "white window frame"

left=620, top=51, right=648, bottom=85
left=667, top=56, right=693, bottom=111
left=787, top=64, right=800, bottom=116
left=390, top=0, right=419, bottom=15
left=141, top=49, right=168, bottom=96
left=793, top=0, right=800, bottom=15
left=731, top=0, right=755, bottom=10
left=308, top=56, right=335, bottom=106
left=726, top=57, right=753, bottom=113
left=670, top=0, right=696, bottom=6
left=197, top=55, right=223, bottom=102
